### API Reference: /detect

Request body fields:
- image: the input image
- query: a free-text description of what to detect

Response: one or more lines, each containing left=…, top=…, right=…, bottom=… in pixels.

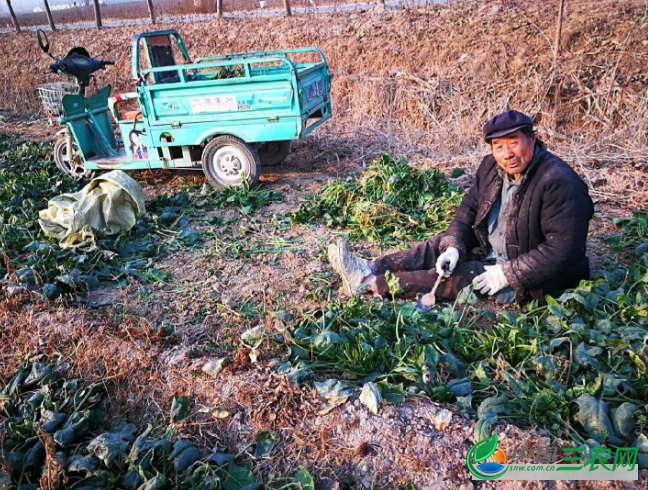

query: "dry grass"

left=2, top=0, right=647, bottom=166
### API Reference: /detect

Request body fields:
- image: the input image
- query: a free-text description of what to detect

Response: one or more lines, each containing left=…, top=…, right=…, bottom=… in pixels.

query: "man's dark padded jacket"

left=440, top=141, right=594, bottom=298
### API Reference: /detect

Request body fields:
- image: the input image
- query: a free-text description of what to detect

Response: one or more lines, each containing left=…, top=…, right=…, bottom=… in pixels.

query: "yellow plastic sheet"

left=39, top=170, right=146, bottom=251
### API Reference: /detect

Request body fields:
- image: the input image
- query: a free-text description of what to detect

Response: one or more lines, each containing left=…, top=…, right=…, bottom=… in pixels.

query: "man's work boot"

left=327, top=238, right=372, bottom=296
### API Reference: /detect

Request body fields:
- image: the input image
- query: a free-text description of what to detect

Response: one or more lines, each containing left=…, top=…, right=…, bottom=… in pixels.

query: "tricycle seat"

left=121, top=110, right=142, bottom=121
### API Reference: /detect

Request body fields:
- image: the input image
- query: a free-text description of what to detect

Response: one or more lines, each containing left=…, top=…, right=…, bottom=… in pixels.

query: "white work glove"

left=473, top=265, right=509, bottom=296
left=435, top=247, right=460, bottom=277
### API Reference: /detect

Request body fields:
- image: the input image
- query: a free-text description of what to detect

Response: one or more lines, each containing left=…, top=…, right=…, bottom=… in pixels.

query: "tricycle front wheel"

left=254, top=140, right=291, bottom=166
left=202, top=135, right=261, bottom=189
left=53, top=136, right=91, bottom=179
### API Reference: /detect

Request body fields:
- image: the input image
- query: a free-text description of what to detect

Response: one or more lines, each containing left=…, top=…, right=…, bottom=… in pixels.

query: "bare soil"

left=1, top=0, right=648, bottom=487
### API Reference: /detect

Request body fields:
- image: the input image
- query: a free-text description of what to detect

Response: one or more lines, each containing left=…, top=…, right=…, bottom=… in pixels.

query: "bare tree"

left=553, top=0, right=566, bottom=70
left=92, top=0, right=102, bottom=28
left=216, top=0, right=222, bottom=18
left=146, top=0, right=155, bottom=23
left=284, top=0, right=291, bottom=16
left=4, top=0, right=20, bottom=32
left=42, top=0, right=56, bottom=30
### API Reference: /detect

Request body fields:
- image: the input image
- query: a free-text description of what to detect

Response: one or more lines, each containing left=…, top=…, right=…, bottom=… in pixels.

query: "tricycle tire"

left=254, top=140, right=291, bottom=166
left=53, top=136, right=91, bottom=179
left=202, top=135, right=261, bottom=188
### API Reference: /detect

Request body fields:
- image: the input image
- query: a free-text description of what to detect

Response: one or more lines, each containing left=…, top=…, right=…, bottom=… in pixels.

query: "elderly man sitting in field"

left=328, top=110, right=594, bottom=305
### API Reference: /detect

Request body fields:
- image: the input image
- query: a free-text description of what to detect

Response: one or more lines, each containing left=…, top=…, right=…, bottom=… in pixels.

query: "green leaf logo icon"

left=466, top=433, right=508, bottom=480
left=473, top=433, right=498, bottom=463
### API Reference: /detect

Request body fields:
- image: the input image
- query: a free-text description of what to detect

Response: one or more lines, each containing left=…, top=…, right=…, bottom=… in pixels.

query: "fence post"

left=216, top=0, right=222, bottom=18
left=92, top=0, right=102, bottom=28
left=146, top=0, right=155, bottom=23
left=4, top=0, right=20, bottom=32
left=284, top=0, right=291, bottom=16
left=42, top=0, right=56, bottom=30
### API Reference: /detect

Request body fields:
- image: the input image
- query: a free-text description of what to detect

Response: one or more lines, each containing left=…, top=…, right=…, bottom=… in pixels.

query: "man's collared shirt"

left=484, top=163, right=530, bottom=303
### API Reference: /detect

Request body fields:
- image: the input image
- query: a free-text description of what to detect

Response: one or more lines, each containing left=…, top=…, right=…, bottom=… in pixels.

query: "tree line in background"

left=2, top=0, right=300, bottom=30
left=1, top=0, right=567, bottom=83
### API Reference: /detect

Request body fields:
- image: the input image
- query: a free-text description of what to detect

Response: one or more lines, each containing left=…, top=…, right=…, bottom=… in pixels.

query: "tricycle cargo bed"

left=132, top=34, right=332, bottom=146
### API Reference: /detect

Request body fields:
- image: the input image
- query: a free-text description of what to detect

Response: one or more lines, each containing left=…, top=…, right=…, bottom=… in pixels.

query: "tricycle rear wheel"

left=254, top=140, right=291, bottom=166
left=202, top=135, right=261, bottom=188
left=54, top=136, right=91, bottom=179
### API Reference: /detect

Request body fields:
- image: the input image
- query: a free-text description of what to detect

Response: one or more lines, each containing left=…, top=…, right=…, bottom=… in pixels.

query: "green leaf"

left=40, top=410, right=67, bottom=432
left=376, top=380, right=406, bottom=404
left=67, top=455, right=97, bottom=473
left=447, top=378, right=472, bottom=397
left=456, top=285, right=479, bottom=305
left=385, top=270, right=404, bottom=298
left=136, top=474, right=167, bottom=490
left=574, top=343, right=603, bottom=370
left=171, top=396, right=190, bottom=423
left=240, top=326, right=266, bottom=349
left=87, top=422, right=138, bottom=468
left=294, top=466, right=315, bottom=490
left=440, top=351, right=466, bottom=376
left=611, top=403, right=637, bottom=442
left=637, top=434, right=648, bottom=453
left=171, top=441, right=199, bottom=473
left=255, top=430, right=281, bottom=458
left=477, top=395, right=509, bottom=419
left=628, top=350, right=647, bottom=374
left=601, top=373, right=636, bottom=397
left=574, top=394, right=615, bottom=443
left=359, top=382, right=382, bottom=415
left=223, top=460, right=255, bottom=490
left=548, top=337, right=570, bottom=352
left=501, top=371, right=529, bottom=410
left=24, top=362, right=54, bottom=387
left=313, top=331, right=343, bottom=347
left=594, top=319, right=616, bottom=334
left=24, top=441, right=44, bottom=469
left=451, top=168, right=465, bottom=178
left=473, top=431, right=498, bottom=462
left=314, top=379, right=354, bottom=406
left=532, top=355, right=560, bottom=380
left=53, top=427, right=75, bottom=446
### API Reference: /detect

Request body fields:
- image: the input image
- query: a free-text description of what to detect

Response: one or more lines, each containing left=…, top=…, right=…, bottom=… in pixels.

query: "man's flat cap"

left=483, top=110, right=534, bottom=142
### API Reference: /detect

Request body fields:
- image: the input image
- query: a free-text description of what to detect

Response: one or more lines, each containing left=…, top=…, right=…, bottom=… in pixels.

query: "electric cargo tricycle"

left=36, top=29, right=332, bottom=187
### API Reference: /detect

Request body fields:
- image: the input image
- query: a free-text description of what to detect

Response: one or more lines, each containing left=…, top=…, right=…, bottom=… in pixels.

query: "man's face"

left=490, top=130, right=536, bottom=178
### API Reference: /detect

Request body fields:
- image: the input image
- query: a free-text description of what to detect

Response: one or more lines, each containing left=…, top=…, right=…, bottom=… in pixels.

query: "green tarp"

left=39, top=170, right=146, bottom=250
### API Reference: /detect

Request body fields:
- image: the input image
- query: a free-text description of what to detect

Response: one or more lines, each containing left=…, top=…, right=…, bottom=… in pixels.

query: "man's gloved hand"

left=435, top=247, right=460, bottom=277
left=473, top=265, right=509, bottom=296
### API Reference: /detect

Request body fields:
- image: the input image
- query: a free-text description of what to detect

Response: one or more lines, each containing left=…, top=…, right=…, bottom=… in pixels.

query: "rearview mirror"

left=36, top=29, right=50, bottom=54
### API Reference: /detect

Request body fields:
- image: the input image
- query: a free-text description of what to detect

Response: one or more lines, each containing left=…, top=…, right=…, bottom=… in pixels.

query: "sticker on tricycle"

left=306, top=79, right=323, bottom=101
left=191, top=96, right=238, bottom=113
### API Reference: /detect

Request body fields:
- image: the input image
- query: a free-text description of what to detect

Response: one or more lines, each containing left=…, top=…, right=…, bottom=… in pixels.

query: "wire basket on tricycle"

left=37, top=81, right=78, bottom=119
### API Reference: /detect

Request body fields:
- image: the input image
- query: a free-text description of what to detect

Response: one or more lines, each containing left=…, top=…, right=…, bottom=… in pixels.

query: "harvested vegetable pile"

left=208, top=184, right=283, bottom=216
left=266, top=242, right=648, bottom=466
left=288, top=154, right=463, bottom=247
left=0, top=359, right=314, bottom=489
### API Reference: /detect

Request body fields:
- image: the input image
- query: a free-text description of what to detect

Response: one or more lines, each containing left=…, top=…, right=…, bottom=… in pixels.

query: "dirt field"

left=1, top=0, right=648, bottom=488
